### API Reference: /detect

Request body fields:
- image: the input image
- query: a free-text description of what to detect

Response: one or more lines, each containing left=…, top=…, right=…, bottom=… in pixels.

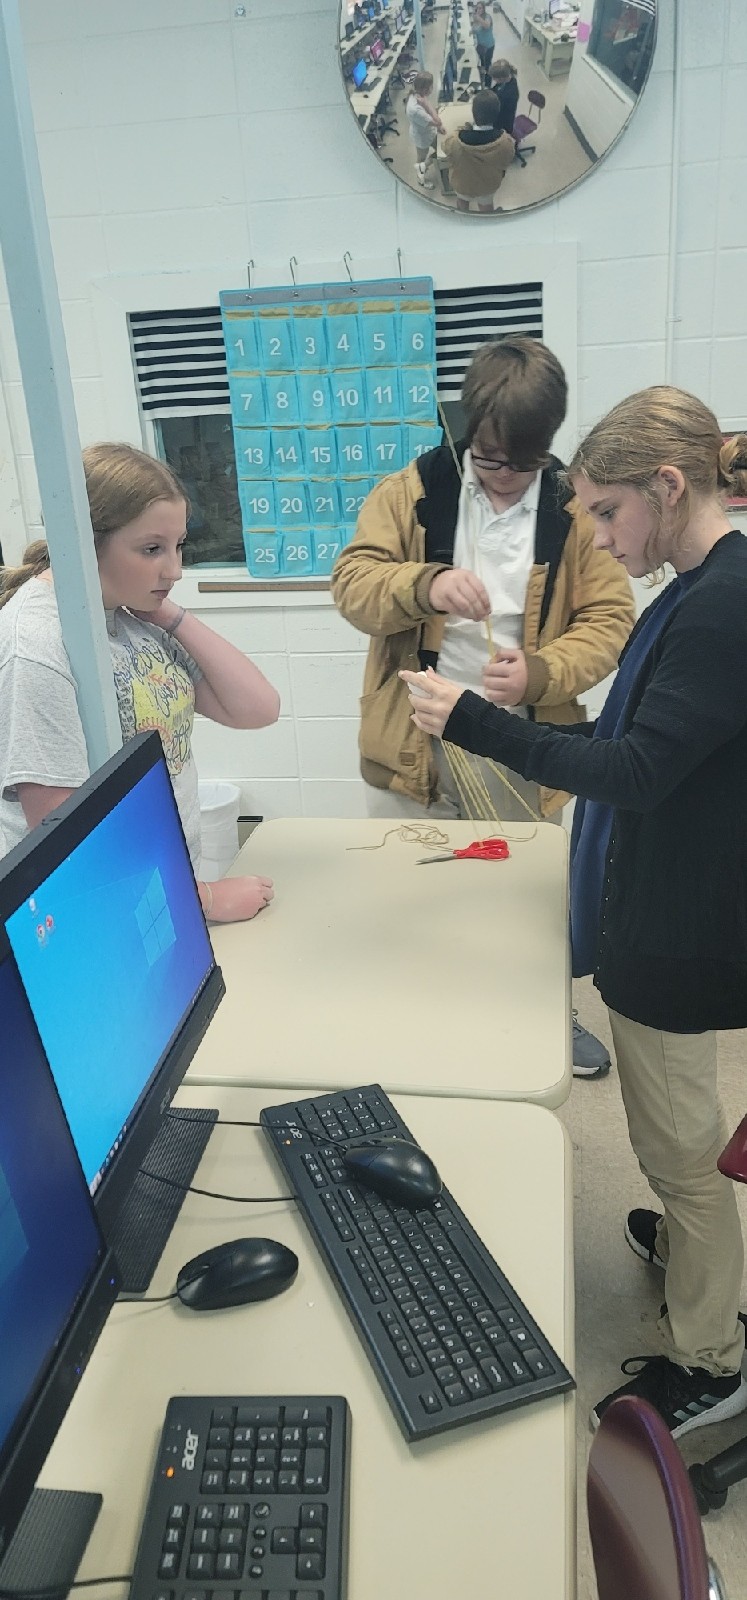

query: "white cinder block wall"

left=1, top=0, right=746, bottom=815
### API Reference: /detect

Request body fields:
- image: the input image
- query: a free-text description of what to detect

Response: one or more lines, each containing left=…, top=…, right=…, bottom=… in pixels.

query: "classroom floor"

left=568, top=976, right=747, bottom=1599
left=375, top=2, right=592, bottom=212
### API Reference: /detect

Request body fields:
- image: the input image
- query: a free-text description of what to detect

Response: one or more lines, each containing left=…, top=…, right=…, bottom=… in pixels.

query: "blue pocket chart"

left=275, top=482, right=309, bottom=530
left=235, top=429, right=271, bottom=479
left=312, top=530, right=343, bottom=575
left=245, top=533, right=281, bottom=577
left=228, top=374, right=266, bottom=426
left=369, top=424, right=405, bottom=474
left=258, top=312, right=295, bottom=371
left=336, top=425, right=369, bottom=474
left=238, top=480, right=274, bottom=529
left=304, top=429, right=337, bottom=476
left=271, top=428, right=305, bottom=477
left=281, top=534, right=314, bottom=577
left=265, top=373, right=300, bottom=426
left=309, top=481, right=339, bottom=526
left=221, top=278, right=437, bottom=580
left=298, top=371, right=333, bottom=426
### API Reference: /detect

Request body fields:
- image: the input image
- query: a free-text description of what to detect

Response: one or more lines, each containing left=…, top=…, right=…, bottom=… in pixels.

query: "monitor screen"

left=370, top=37, right=384, bottom=62
left=548, top=0, right=564, bottom=14
left=0, top=734, right=224, bottom=1244
left=0, top=947, right=119, bottom=1561
left=352, top=57, right=368, bottom=87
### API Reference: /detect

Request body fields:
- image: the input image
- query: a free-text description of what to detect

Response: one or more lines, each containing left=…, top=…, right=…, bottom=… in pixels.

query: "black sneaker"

left=591, top=1354, right=747, bottom=1438
left=624, top=1208, right=666, bottom=1269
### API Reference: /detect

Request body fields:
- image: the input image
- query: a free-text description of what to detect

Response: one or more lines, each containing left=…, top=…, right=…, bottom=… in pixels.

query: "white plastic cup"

left=198, top=780, right=240, bottom=880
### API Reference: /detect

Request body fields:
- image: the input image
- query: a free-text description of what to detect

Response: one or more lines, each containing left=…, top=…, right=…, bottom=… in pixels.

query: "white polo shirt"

left=436, top=451, right=539, bottom=700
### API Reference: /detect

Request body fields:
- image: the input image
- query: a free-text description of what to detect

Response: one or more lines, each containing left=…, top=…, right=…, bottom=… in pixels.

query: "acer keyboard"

left=129, top=1394, right=350, bottom=1600
left=260, top=1086, right=574, bottom=1442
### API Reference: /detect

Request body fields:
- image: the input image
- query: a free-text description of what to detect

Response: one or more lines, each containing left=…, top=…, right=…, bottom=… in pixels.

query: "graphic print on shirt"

left=112, top=634, right=195, bottom=777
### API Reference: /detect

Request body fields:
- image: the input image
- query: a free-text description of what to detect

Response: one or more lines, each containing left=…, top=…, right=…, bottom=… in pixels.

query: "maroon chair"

left=688, top=1114, right=747, bottom=1513
left=512, top=90, right=545, bottom=167
left=588, top=1394, right=726, bottom=1600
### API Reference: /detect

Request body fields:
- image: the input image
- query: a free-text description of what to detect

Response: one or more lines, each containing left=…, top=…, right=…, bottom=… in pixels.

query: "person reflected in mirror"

left=331, top=337, right=634, bottom=1076
left=489, top=58, right=520, bottom=139
left=443, top=89, right=515, bottom=213
left=0, top=445, right=280, bottom=924
left=406, top=71, right=445, bottom=189
left=472, top=2, right=495, bottom=84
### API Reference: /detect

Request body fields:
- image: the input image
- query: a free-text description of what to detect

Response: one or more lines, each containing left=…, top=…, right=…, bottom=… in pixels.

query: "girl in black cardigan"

left=401, top=386, right=747, bottom=1438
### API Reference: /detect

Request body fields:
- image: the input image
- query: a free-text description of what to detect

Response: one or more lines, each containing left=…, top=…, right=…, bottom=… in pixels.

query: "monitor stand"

left=109, top=1105, right=219, bottom=1294
left=0, top=1488, right=101, bottom=1597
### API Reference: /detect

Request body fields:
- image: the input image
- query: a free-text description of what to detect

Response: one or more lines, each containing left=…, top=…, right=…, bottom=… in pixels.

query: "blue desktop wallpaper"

left=5, top=762, right=213, bottom=1188
left=0, top=956, right=102, bottom=1454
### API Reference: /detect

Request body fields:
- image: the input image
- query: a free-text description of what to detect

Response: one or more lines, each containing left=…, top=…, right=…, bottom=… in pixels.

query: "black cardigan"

left=443, top=530, right=747, bottom=1032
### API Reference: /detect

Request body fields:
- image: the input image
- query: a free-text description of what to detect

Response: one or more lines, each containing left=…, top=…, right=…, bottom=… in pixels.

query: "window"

left=153, top=415, right=244, bottom=567
left=587, top=0, right=656, bottom=97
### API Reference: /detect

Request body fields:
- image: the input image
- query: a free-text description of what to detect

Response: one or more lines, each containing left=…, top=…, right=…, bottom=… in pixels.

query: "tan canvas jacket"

left=442, top=129, right=515, bottom=198
left=331, top=451, right=635, bottom=816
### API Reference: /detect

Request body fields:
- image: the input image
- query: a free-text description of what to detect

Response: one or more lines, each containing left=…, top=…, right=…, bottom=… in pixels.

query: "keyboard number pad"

left=157, top=1403, right=333, bottom=1586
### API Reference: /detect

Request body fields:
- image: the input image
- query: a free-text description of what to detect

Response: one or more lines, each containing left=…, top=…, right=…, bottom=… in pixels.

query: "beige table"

left=42, top=1084, right=576, bottom=1600
left=522, top=14, right=577, bottom=77
left=188, top=818, right=572, bottom=1107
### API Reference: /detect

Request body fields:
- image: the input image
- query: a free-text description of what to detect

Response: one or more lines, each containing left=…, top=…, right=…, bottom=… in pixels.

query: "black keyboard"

left=129, top=1395, right=350, bottom=1600
left=261, top=1086, right=574, bottom=1442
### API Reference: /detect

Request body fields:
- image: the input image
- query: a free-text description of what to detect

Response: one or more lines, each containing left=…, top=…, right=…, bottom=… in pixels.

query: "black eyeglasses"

left=470, top=451, right=549, bottom=474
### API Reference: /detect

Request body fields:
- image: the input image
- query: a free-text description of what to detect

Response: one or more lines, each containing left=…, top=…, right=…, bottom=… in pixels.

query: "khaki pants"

left=609, top=1008, right=745, bottom=1376
left=365, top=744, right=560, bottom=825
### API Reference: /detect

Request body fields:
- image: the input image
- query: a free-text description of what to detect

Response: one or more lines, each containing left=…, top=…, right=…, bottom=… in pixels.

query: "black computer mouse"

left=343, top=1140, right=442, bottom=1208
left=176, top=1237, right=299, bottom=1311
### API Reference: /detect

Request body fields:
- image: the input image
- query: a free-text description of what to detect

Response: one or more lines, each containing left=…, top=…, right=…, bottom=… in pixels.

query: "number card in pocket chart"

left=220, top=278, right=439, bottom=580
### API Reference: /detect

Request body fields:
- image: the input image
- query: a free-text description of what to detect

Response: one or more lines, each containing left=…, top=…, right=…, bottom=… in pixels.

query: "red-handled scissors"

left=416, top=837, right=510, bottom=864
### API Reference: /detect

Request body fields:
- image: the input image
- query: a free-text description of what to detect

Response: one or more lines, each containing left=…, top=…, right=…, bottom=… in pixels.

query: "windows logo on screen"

left=135, top=870, right=176, bottom=968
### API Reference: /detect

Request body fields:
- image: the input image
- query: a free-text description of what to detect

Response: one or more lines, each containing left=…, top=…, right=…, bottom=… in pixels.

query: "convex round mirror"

left=339, top=0, right=657, bottom=215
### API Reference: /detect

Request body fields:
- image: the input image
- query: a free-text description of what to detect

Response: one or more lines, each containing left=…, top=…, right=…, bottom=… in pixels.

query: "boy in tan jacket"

left=331, top=336, right=635, bottom=1077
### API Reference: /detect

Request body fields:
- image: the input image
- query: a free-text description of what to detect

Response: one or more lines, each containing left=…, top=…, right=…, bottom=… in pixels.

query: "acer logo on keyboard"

left=181, top=1429, right=199, bottom=1469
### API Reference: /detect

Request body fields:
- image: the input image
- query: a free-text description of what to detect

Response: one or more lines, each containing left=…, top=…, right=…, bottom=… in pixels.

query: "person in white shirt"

left=405, top=71, right=445, bottom=188
left=331, top=337, right=635, bottom=1076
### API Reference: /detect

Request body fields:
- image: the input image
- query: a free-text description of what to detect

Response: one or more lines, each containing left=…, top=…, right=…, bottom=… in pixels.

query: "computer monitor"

left=370, top=36, right=384, bottom=62
left=548, top=0, right=565, bottom=15
left=352, top=57, right=368, bottom=87
left=443, top=58, right=454, bottom=99
left=0, top=940, right=119, bottom=1577
left=0, top=732, right=225, bottom=1292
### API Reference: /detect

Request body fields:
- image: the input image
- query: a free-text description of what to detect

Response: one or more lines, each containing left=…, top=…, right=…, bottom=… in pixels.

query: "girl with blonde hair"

left=0, top=443, right=279, bottom=922
left=401, top=386, right=747, bottom=1437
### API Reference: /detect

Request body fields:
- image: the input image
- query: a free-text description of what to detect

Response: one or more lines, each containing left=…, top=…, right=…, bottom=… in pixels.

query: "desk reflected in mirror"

left=338, top=0, right=657, bottom=215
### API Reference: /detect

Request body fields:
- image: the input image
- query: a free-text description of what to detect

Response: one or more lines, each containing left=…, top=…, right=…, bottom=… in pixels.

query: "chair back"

left=588, top=1395, right=711, bottom=1600
left=717, top=1114, right=747, bottom=1184
left=513, top=91, right=545, bottom=144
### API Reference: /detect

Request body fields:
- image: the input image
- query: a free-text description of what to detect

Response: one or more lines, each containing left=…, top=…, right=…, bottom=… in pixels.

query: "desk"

left=188, top=818, right=571, bottom=1107
left=522, top=15, right=577, bottom=77
left=41, top=1085, right=576, bottom=1599
left=348, top=22, right=415, bottom=131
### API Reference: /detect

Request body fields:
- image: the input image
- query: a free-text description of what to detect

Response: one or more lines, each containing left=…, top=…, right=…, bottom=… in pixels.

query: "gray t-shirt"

left=0, top=579, right=202, bottom=870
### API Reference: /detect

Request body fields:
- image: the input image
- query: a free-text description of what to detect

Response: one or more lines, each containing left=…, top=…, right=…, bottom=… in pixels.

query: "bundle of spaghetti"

left=440, top=742, right=539, bottom=842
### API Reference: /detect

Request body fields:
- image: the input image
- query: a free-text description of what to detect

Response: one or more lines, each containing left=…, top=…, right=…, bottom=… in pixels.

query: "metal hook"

left=247, top=259, right=254, bottom=289
left=397, top=247, right=406, bottom=289
left=289, top=255, right=299, bottom=295
left=343, top=251, right=355, bottom=287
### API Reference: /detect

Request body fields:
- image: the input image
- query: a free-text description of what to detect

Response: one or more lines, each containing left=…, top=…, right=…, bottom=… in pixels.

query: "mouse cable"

left=116, top=1290, right=179, bottom=1305
left=0, top=1579, right=132, bottom=1600
left=139, top=1166, right=296, bottom=1205
left=166, top=1109, right=261, bottom=1128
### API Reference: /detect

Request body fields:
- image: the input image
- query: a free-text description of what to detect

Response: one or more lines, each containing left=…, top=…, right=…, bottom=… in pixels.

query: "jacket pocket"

left=359, top=674, right=420, bottom=771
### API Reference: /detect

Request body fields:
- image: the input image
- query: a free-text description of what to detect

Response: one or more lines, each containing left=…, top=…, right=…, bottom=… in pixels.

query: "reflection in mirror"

left=339, top=0, right=657, bottom=215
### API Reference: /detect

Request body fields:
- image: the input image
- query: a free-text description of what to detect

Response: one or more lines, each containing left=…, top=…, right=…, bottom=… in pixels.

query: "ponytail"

left=717, top=433, right=747, bottom=502
left=0, top=540, right=50, bottom=610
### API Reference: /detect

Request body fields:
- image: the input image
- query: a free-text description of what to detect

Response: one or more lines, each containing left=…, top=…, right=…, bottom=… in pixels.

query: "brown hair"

left=0, top=444, right=187, bottom=610
left=461, top=336, right=568, bottom=464
left=569, top=386, right=747, bottom=568
left=412, top=71, right=434, bottom=95
left=490, top=58, right=517, bottom=83
left=472, top=89, right=502, bottom=128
